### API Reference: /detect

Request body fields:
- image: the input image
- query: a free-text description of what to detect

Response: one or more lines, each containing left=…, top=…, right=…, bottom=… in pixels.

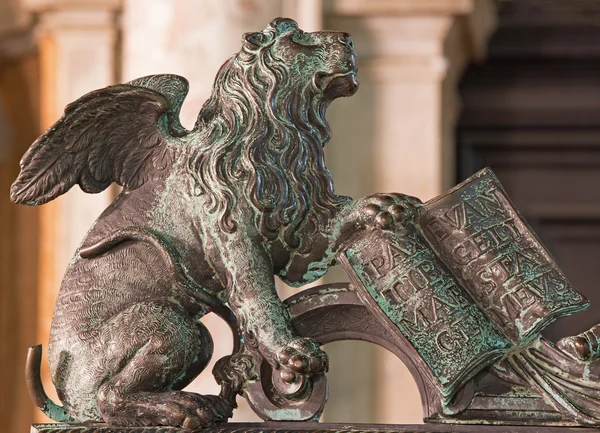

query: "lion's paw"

left=275, top=337, right=328, bottom=384
left=169, top=393, right=231, bottom=430
left=361, top=193, right=421, bottom=230
left=102, top=391, right=232, bottom=429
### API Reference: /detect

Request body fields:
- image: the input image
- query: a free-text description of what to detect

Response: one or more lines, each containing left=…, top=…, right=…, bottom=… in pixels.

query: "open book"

left=341, top=168, right=588, bottom=404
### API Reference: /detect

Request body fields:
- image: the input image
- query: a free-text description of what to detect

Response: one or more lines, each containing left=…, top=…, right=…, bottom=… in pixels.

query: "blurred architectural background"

left=2, top=0, right=600, bottom=431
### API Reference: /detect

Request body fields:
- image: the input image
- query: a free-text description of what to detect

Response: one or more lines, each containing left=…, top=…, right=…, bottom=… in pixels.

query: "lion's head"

left=188, top=18, right=358, bottom=251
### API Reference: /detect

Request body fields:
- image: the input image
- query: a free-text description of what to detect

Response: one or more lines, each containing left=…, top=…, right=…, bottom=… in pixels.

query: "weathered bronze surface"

left=11, top=17, right=408, bottom=429
left=343, top=169, right=588, bottom=409
left=12, top=16, right=600, bottom=433
left=28, top=422, right=600, bottom=433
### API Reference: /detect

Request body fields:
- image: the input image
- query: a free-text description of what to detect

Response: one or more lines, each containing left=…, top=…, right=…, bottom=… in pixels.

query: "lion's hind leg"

left=97, top=300, right=232, bottom=429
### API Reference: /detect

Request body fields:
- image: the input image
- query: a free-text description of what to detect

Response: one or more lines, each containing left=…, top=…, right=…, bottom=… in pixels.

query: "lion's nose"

left=338, top=33, right=354, bottom=49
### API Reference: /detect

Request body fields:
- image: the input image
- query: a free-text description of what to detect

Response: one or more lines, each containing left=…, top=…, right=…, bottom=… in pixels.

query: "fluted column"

left=324, top=0, right=497, bottom=423
left=22, top=0, right=120, bottom=422
left=121, top=0, right=294, bottom=421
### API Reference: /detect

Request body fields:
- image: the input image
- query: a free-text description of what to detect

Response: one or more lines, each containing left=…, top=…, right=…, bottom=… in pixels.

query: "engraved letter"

left=425, top=218, right=451, bottom=244
left=437, top=330, right=457, bottom=352
left=452, top=239, right=480, bottom=265
left=368, top=255, right=386, bottom=279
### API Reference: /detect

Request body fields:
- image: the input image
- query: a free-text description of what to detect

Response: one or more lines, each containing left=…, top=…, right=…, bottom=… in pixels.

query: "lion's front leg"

left=205, top=225, right=328, bottom=385
left=234, top=253, right=328, bottom=383
left=279, top=193, right=422, bottom=287
left=229, top=256, right=328, bottom=384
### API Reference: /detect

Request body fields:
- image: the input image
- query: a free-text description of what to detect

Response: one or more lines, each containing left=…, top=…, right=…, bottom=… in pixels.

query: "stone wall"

left=0, top=0, right=497, bottom=429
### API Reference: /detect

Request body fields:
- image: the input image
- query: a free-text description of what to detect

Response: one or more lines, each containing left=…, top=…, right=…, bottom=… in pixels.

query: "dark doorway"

left=457, top=0, right=600, bottom=341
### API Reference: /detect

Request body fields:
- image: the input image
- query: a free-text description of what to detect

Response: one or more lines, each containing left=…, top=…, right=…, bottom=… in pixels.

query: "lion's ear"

left=243, top=32, right=264, bottom=50
left=269, top=18, right=298, bottom=34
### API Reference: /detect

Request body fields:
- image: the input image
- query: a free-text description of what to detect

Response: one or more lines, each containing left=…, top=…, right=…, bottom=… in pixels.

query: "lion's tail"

left=26, top=345, right=76, bottom=423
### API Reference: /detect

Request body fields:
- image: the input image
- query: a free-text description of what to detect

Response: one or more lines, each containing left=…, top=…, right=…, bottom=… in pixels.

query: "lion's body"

left=48, top=119, right=342, bottom=421
left=13, top=18, right=412, bottom=429
left=48, top=168, right=214, bottom=421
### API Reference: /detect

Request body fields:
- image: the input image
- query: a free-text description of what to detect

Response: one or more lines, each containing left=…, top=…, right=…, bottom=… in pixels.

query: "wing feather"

left=10, top=75, right=190, bottom=206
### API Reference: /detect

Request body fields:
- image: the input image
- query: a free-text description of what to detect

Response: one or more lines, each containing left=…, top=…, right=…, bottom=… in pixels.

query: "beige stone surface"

left=33, top=4, right=119, bottom=423
left=0, top=0, right=29, bottom=34
left=21, top=0, right=121, bottom=12
left=324, top=0, right=497, bottom=423
left=0, top=0, right=498, bottom=426
left=122, top=0, right=284, bottom=128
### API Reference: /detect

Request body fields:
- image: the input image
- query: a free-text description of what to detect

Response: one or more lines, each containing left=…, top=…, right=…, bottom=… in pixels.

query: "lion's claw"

left=375, top=211, right=394, bottom=229
left=309, top=355, right=324, bottom=372
left=290, top=354, right=309, bottom=372
left=361, top=193, right=421, bottom=230
left=279, top=370, right=297, bottom=383
left=364, top=203, right=380, bottom=216
left=274, top=338, right=328, bottom=384
left=105, top=391, right=232, bottom=429
left=278, top=348, right=294, bottom=364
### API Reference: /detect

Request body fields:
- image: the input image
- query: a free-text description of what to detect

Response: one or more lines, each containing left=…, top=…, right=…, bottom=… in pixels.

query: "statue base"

left=31, top=423, right=593, bottom=433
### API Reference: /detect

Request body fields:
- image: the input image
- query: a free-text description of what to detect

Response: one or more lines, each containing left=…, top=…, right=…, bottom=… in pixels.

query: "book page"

left=343, top=225, right=510, bottom=402
left=419, top=168, right=588, bottom=344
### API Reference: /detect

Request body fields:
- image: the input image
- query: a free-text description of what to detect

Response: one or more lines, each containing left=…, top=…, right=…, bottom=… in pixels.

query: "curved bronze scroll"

left=242, top=283, right=445, bottom=421
left=244, top=283, right=600, bottom=427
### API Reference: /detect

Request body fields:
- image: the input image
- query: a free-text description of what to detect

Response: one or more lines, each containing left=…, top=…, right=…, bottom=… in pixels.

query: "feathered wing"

left=10, top=74, right=190, bottom=206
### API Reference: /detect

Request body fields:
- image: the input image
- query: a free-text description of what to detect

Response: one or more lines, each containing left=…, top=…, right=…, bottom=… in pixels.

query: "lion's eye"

left=291, top=31, right=319, bottom=47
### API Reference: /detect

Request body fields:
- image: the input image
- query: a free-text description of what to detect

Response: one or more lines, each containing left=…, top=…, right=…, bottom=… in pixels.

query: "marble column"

left=0, top=3, right=37, bottom=431
left=324, top=0, right=497, bottom=423
left=21, top=0, right=120, bottom=422
left=121, top=0, right=294, bottom=421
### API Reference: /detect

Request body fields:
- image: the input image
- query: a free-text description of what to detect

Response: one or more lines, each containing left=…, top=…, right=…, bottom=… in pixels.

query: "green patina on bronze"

left=345, top=227, right=509, bottom=404
left=419, top=169, right=588, bottom=342
left=12, top=16, right=600, bottom=432
left=11, top=17, right=424, bottom=429
left=342, top=169, right=589, bottom=410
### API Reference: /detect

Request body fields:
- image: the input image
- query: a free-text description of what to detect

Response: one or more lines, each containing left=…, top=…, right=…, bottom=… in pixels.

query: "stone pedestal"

left=30, top=423, right=591, bottom=433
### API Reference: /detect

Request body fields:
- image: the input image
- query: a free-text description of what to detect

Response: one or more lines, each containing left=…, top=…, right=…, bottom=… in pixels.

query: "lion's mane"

left=187, top=20, right=349, bottom=251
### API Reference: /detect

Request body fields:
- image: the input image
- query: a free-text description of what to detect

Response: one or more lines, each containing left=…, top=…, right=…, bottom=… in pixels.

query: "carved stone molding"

left=0, top=1, right=35, bottom=63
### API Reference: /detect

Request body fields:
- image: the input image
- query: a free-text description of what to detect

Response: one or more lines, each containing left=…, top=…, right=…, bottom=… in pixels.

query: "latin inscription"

left=343, top=168, right=587, bottom=401
left=419, top=172, right=587, bottom=342
left=358, top=230, right=495, bottom=355
left=345, top=226, right=509, bottom=393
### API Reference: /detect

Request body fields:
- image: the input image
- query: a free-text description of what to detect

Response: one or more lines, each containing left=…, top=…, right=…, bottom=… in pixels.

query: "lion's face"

left=192, top=18, right=357, bottom=247
left=242, top=18, right=359, bottom=101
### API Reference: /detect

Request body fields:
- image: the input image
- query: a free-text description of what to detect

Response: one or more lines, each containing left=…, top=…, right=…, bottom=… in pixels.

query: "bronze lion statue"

left=11, top=18, right=418, bottom=428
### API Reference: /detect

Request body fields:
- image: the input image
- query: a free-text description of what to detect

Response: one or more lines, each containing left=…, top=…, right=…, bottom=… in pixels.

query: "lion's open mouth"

left=315, top=68, right=359, bottom=93
left=319, top=71, right=359, bottom=99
